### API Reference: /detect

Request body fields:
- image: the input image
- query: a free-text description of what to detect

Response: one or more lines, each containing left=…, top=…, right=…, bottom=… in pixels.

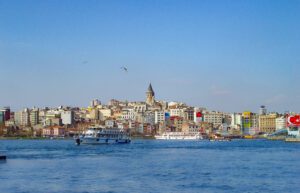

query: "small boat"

left=76, top=127, right=131, bottom=145
left=0, top=151, right=6, bottom=160
left=209, top=133, right=232, bottom=142
left=154, top=132, right=203, bottom=140
left=0, top=155, right=6, bottom=160
left=209, top=138, right=231, bottom=142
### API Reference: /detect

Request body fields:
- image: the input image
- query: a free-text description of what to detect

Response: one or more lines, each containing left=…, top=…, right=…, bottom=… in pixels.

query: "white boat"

left=76, top=127, right=131, bottom=145
left=154, top=132, right=203, bottom=140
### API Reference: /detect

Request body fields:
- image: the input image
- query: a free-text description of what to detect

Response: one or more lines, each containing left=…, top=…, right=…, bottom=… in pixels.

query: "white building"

left=276, top=116, right=286, bottom=130
left=121, top=109, right=136, bottom=121
left=61, top=111, right=74, bottom=125
left=154, top=111, right=165, bottom=124
left=231, top=113, right=243, bottom=129
left=170, top=108, right=185, bottom=117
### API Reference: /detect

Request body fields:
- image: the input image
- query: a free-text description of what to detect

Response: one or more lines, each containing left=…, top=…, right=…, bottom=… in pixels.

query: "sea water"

left=0, top=139, right=299, bottom=193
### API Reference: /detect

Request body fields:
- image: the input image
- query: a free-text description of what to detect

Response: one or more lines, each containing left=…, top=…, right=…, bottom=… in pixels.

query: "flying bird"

left=121, top=66, right=128, bottom=72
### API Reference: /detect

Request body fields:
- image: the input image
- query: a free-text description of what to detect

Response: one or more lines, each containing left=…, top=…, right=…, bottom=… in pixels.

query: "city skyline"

left=1, top=0, right=299, bottom=112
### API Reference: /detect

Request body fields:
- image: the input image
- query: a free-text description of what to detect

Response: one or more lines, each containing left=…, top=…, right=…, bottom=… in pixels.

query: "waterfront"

left=0, top=140, right=299, bottom=193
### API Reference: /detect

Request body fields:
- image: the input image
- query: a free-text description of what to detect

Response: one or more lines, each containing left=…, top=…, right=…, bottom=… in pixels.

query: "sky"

left=0, top=0, right=299, bottom=113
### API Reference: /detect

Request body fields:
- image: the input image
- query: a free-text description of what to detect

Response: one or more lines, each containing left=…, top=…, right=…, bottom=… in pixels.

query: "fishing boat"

left=154, top=132, right=203, bottom=140
left=75, top=127, right=131, bottom=145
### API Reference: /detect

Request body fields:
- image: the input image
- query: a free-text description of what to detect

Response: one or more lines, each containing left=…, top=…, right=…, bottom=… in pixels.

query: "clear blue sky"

left=0, top=0, right=299, bottom=113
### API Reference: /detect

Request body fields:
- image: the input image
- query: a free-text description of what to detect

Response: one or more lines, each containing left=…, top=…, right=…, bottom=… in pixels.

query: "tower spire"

left=146, top=83, right=155, bottom=105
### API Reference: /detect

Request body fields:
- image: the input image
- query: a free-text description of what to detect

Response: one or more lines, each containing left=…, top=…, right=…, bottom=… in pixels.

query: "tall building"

left=15, top=108, right=30, bottom=126
left=30, top=108, right=39, bottom=126
left=259, top=113, right=277, bottom=133
left=231, top=113, right=243, bottom=129
left=259, top=105, right=267, bottom=115
left=146, top=83, right=155, bottom=106
left=242, top=112, right=259, bottom=135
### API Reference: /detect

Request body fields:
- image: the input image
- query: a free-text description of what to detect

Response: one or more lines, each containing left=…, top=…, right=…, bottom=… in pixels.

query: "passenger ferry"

left=75, top=127, right=131, bottom=145
left=154, top=132, right=203, bottom=140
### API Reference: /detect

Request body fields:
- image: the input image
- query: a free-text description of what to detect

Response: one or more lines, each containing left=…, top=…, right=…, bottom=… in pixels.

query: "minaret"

left=146, top=83, right=155, bottom=106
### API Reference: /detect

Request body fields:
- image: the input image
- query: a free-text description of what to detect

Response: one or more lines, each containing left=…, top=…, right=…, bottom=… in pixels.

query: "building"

left=184, top=108, right=194, bottom=121
left=15, top=108, right=30, bottom=126
left=259, top=113, right=277, bottom=133
left=99, top=109, right=112, bottom=120
left=89, top=109, right=99, bottom=120
left=1, top=107, right=10, bottom=121
left=169, top=116, right=184, bottom=132
left=105, top=120, right=115, bottom=128
left=146, top=83, right=155, bottom=106
left=61, top=111, right=74, bottom=125
left=108, top=99, right=120, bottom=107
left=143, top=111, right=155, bottom=125
left=30, top=108, right=39, bottom=126
left=203, top=111, right=224, bottom=128
left=0, top=111, right=4, bottom=125
left=90, top=99, right=101, bottom=107
left=182, top=122, right=200, bottom=133
left=42, top=127, right=53, bottom=137
left=154, top=111, right=165, bottom=124
left=276, top=116, right=286, bottom=130
left=170, top=108, right=185, bottom=118
left=242, top=112, right=259, bottom=135
left=231, top=113, right=243, bottom=129
left=259, top=105, right=267, bottom=115
left=121, top=109, right=136, bottom=121
left=53, top=127, right=65, bottom=137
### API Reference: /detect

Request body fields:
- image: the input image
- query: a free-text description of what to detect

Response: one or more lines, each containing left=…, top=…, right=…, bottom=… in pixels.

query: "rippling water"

left=0, top=139, right=299, bottom=193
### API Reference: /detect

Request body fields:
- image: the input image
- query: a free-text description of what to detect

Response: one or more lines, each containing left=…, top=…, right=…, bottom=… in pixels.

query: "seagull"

left=121, top=66, right=128, bottom=72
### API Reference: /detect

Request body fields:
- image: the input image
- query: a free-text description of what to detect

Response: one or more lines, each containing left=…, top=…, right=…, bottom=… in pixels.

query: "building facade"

left=61, top=111, right=74, bottom=125
left=276, top=116, right=286, bottom=130
left=259, top=114, right=277, bottom=133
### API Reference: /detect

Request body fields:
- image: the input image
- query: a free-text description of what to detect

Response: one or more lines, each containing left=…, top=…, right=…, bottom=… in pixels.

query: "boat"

left=209, top=138, right=231, bottom=142
left=209, top=134, right=231, bottom=142
left=75, top=127, right=131, bottom=145
left=0, top=150, right=6, bottom=160
left=154, top=132, right=203, bottom=140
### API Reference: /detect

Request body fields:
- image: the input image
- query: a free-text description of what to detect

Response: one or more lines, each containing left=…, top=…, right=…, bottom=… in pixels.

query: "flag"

left=287, top=115, right=300, bottom=127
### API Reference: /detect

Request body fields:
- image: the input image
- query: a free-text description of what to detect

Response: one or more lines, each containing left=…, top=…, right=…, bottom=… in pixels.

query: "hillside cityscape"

left=0, top=83, right=296, bottom=138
